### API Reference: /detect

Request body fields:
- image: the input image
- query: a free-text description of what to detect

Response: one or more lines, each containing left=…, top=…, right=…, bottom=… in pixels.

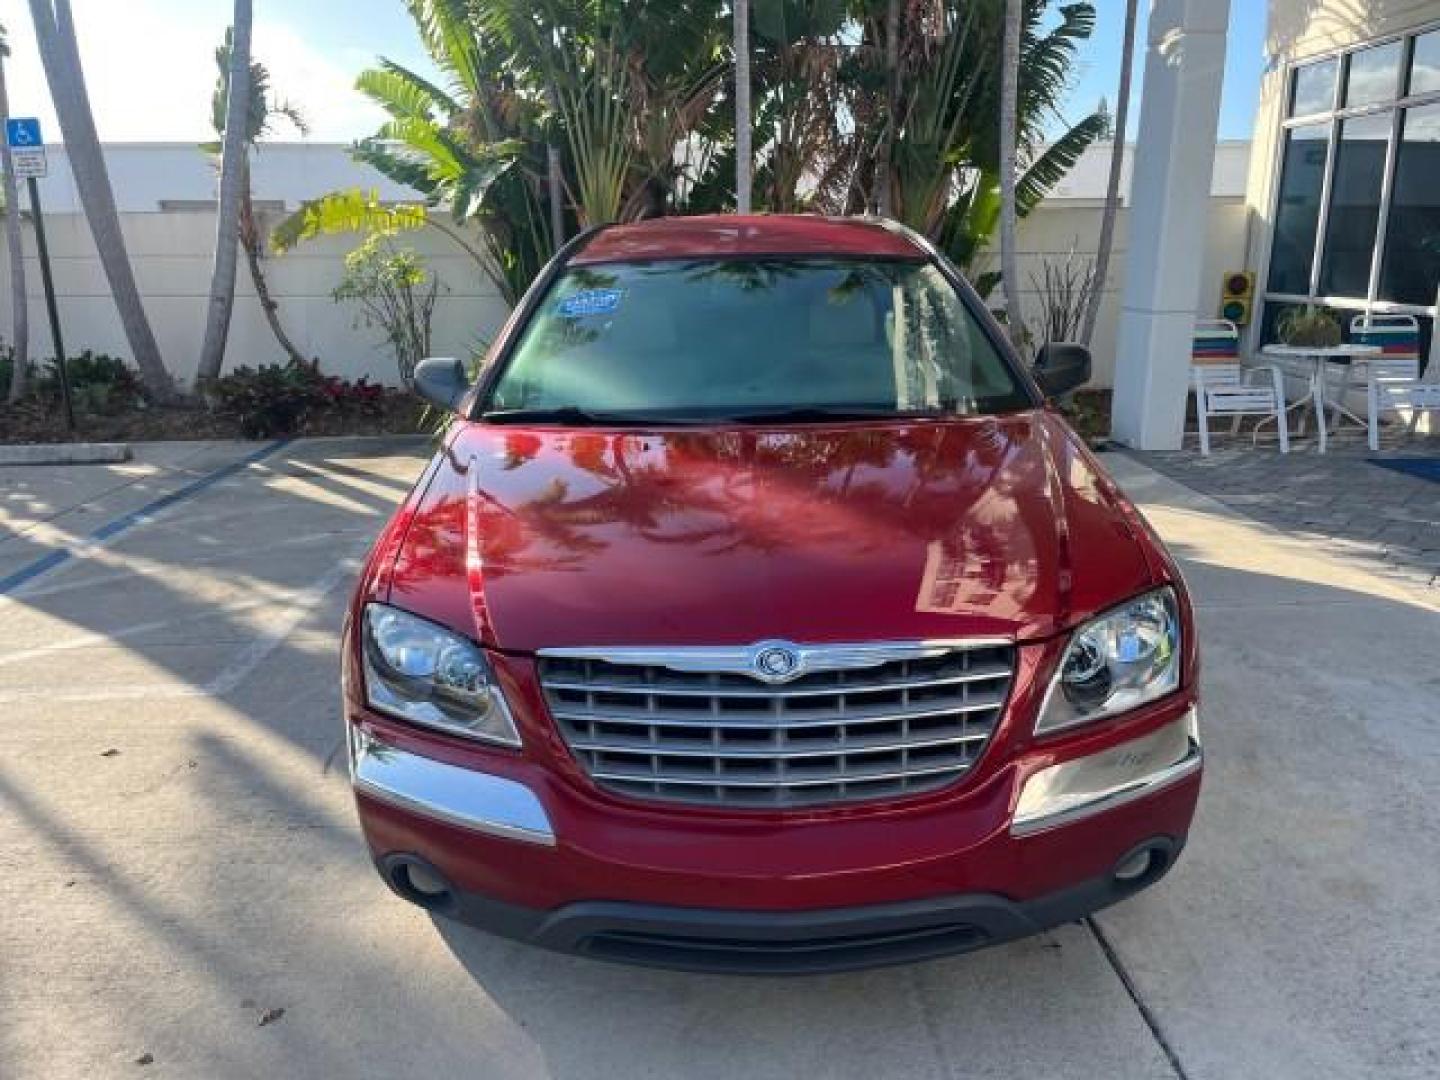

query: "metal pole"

left=27, top=175, right=73, bottom=431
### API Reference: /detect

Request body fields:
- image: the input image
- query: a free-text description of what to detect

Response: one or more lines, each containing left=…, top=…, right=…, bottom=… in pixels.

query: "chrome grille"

left=538, top=641, right=1015, bottom=808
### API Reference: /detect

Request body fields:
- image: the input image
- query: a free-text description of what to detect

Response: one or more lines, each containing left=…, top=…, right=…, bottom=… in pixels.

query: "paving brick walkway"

left=1134, top=435, right=1440, bottom=593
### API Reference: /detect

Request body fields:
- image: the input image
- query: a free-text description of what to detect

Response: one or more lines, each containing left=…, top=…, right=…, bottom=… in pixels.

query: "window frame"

left=1258, top=22, right=1440, bottom=342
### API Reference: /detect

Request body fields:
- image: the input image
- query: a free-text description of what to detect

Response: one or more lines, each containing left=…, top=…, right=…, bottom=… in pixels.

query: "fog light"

left=401, top=862, right=450, bottom=897
left=1012, top=709, right=1200, bottom=835
left=1113, top=848, right=1156, bottom=882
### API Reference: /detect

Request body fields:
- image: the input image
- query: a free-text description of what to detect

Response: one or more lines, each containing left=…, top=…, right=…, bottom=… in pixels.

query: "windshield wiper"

left=480, top=406, right=711, bottom=427
left=721, top=406, right=916, bottom=425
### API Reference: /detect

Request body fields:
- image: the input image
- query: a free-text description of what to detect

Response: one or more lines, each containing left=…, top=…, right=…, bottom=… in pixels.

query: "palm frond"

left=403, top=0, right=487, bottom=98
left=357, top=68, right=445, bottom=122
left=271, top=189, right=428, bottom=253
left=1017, top=110, right=1107, bottom=215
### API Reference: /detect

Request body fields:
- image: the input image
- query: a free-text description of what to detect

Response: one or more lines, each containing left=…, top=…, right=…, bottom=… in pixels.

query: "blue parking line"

left=0, top=439, right=291, bottom=597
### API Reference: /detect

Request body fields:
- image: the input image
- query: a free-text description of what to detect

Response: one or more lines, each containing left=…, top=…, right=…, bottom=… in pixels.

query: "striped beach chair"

left=1191, top=319, right=1289, bottom=455
left=1351, top=315, right=1440, bottom=449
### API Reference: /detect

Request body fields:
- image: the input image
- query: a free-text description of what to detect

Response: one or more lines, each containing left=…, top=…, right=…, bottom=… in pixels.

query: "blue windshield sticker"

left=557, top=288, right=623, bottom=318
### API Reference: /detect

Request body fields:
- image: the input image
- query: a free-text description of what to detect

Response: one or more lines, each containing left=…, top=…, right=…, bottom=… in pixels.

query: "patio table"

left=1260, top=343, right=1381, bottom=453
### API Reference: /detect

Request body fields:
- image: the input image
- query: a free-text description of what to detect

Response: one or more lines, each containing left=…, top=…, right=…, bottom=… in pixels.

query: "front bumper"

left=349, top=700, right=1202, bottom=971
left=376, top=836, right=1184, bottom=974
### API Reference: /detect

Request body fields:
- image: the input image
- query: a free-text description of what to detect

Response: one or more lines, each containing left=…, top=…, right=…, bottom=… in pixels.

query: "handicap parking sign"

left=5, top=118, right=47, bottom=179
left=6, top=118, right=42, bottom=148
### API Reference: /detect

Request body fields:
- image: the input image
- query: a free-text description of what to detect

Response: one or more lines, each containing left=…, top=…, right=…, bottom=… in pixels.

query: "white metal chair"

left=1191, top=319, right=1289, bottom=455
left=1349, top=315, right=1440, bottom=449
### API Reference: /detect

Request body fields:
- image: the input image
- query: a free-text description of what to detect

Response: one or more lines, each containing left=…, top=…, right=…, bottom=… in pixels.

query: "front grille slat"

left=540, top=642, right=1014, bottom=809
left=550, top=697, right=1007, bottom=729
left=540, top=666, right=1012, bottom=698
left=570, top=730, right=988, bottom=758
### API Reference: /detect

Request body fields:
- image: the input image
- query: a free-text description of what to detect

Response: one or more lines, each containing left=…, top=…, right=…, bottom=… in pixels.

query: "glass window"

left=1410, top=31, right=1440, bottom=95
left=1379, top=103, right=1440, bottom=305
left=1291, top=58, right=1339, bottom=117
left=1344, top=41, right=1404, bottom=107
left=488, top=259, right=1030, bottom=419
left=1267, top=123, right=1331, bottom=294
left=1319, top=112, right=1392, bottom=297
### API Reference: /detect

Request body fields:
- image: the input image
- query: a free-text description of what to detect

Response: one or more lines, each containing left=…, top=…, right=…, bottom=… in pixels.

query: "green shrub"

left=0, top=348, right=145, bottom=415
left=43, top=352, right=146, bottom=414
left=209, top=361, right=387, bottom=438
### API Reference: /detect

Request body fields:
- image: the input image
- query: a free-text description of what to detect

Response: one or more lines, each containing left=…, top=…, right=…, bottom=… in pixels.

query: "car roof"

left=569, top=214, right=927, bottom=265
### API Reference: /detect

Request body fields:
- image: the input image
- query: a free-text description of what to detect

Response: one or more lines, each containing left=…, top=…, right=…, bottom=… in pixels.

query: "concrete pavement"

left=0, top=438, right=1435, bottom=1079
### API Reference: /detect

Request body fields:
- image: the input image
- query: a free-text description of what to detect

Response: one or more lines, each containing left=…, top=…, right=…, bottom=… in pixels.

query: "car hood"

left=384, top=412, right=1157, bottom=652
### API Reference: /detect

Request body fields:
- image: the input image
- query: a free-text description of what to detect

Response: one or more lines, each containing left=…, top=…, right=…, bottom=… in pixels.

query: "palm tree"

left=999, top=0, right=1024, bottom=347
left=274, top=0, right=1099, bottom=311
left=195, top=0, right=252, bottom=390
left=1081, top=0, right=1137, bottom=346
left=936, top=2, right=1108, bottom=295
left=27, top=0, right=173, bottom=401
left=200, top=27, right=309, bottom=373
left=0, top=21, right=30, bottom=403
left=733, top=0, right=752, bottom=212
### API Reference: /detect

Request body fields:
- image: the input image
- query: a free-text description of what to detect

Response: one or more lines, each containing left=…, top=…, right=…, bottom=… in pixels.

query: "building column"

left=1111, top=0, right=1231, bottom=451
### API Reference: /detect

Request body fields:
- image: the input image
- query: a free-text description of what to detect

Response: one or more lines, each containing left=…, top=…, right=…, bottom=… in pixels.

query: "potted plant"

left=1277, top=305, right=1343, bottom=348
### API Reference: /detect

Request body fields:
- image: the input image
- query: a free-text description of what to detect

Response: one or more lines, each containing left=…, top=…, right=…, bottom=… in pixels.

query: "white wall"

left=0, top=208, right=508, bottom=386
left=0, top=144, right=507, bottom=386
left=0, top=142, right=1251, bottom=389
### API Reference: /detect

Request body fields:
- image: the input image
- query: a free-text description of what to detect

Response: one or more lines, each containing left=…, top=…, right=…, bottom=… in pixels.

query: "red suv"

left=342, top=215, right=1201, bottom=973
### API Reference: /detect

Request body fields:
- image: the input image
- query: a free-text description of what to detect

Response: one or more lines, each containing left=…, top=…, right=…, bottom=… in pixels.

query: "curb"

left=0, top=443, right=132, bottom=466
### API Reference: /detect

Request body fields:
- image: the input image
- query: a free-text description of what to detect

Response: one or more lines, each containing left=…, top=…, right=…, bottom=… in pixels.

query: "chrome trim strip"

left=592, top=761, right=969, bottom=788
left=539, top=638, right=1013, bottom=684
left=350, top=729, right=556, bottom=847
left=568, top=731, right=990, bottom=758
left=539, top=665, right=1013, bottom=699
left=550, top=698, right=1005, bottom=729
left=1011, top=710, right=1202, bottom=837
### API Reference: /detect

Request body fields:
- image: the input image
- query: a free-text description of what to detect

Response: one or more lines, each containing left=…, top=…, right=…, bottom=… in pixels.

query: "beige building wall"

left=1015, top=197, right=1249, bottom=387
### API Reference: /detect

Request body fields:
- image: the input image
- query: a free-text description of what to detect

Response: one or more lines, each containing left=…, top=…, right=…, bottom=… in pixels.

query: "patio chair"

left=1349, top=314, right=1440, bottom=449
left=1191, top=319, right=1289, bottom=455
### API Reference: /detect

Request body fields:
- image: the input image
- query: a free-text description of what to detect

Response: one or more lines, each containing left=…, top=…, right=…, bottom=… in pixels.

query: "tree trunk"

left=28, top=0, right=173, bottom=401
left=1081, top=0, right=1137, bottom=347
left=998, top=0, right=1025, bottom=349
left=733, top=0, right=752, bottom=213
left=195, top=1, right=253, bottom=389
left=0, top=50, right=30, bottom=403
left=239, top=176, right=305, bottom=368
left=546, top=143, right=564, bottom=251
left=875, top=0, right=900, bottom=217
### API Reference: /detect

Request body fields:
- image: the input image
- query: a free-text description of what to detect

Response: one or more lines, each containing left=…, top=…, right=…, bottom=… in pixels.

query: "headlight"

left=1036, top=587, right=1181, bottom=735
left=360, top=603, right=520, bottom=747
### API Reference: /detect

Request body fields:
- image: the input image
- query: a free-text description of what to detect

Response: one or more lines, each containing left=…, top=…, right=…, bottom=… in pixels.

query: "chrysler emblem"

left=752, top=643, right=801, bottom=683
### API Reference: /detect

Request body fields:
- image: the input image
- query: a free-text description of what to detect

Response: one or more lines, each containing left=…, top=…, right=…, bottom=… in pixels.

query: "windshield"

left=485, top=257, right=1031, bottom=421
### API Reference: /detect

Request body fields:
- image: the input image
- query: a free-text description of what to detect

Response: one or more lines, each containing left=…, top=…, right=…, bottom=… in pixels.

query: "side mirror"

left=1032, top=342, right=1092, bottom=399
left=411, top=357, right=471, bottom=413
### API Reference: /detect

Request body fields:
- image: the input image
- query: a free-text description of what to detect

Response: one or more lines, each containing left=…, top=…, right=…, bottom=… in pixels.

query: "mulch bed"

left=0, top=392, right=430, bottom=445
left=1061, top=389, right=1112, bottom=442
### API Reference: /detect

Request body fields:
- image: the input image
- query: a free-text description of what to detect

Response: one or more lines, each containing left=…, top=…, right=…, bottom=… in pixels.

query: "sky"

left=1069, top=0, right=1268, bottom=142
left=0, top=0, right=1268, bottom=145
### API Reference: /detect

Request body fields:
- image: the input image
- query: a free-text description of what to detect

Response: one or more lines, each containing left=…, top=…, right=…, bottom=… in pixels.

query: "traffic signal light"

left=1220, top=271, right=1255, bottom=325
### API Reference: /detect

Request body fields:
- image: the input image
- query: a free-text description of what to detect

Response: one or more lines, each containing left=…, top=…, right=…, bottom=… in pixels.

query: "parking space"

left=1, top=439, right=1436, bottom=1079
